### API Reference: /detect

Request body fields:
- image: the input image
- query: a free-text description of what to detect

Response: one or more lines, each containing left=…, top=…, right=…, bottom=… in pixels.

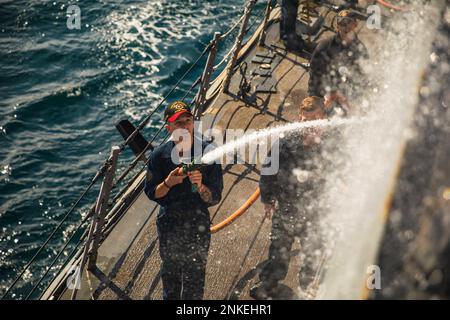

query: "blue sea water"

left=0, top=0, right=265, bottom=298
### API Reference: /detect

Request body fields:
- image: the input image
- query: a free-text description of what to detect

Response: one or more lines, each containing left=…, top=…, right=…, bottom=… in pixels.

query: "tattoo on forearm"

left=199, top=186, right=213, bottom=204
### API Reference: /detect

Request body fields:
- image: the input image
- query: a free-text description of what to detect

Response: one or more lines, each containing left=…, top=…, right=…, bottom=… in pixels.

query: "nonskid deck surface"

left=57, top=2, right=385, bottom=300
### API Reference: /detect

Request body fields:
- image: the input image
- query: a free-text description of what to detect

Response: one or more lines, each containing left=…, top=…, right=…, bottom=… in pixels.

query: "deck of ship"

left=45, top=1, right=386, bottom=300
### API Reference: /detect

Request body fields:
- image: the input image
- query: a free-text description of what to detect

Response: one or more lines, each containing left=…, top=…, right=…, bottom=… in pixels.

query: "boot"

left=338, top=0, right=359, bottom=10
left=283, top=33, right=306, bottom=52
left=299, top=262, right=317, bottom=293
left=249, top=280, right=280, bottom=300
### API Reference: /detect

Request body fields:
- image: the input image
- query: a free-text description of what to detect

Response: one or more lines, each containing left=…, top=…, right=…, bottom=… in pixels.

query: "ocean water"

left=0, top=0, right=264, bottom=298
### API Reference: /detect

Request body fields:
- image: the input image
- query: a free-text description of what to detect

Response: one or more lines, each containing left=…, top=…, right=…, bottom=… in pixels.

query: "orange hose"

left=210, top=188, right=261, bottom=234
left=376, top=0, right=407, bottom=11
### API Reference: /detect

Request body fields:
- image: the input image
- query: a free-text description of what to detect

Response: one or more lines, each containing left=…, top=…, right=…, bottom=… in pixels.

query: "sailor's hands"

left=264, top=202, right=276, bottom=220
left=334, top=93, right=351, bottom=113
left=165, top=167, right=186, bottom=188
left=187, top=170, right=202, bottom=189
left=324, top=92, right=353, bottom=115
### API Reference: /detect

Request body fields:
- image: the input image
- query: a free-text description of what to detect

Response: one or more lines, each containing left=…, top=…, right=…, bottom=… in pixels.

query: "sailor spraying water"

left=144, top=101, right=223, bottom=300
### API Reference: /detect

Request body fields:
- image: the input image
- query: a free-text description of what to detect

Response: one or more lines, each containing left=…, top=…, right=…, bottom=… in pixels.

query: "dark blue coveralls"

left=144, top=136, right=223, bottom=300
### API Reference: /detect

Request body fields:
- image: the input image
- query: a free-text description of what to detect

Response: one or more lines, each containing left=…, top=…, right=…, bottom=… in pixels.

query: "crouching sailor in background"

left=144, top=101, right=224, bottom=300
left=250, top=97, right=333, bottom=300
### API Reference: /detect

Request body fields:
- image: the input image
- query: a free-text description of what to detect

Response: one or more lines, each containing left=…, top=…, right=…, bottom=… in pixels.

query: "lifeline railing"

left=1, top=0, right=270, bottom=300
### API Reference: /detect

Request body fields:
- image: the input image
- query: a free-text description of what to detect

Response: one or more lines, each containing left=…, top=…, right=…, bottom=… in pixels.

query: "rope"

left=110, top=120, right=168, bottom=204
left=0, top=176, right=100, bottom=300
left=220, top=14, right=246, bottom=40
left=220, top=0, right=260, bottom=40
left=181, top=76, right=202, bottom=102
left=113, top=125, right=164, bottom=190
left=213, top=43, right=236, bottom=71
left=25, top=215, right=90, bottom=300
left=103, top=133, right=170, bottom=238
left=38, top=229, right=88, bottom=300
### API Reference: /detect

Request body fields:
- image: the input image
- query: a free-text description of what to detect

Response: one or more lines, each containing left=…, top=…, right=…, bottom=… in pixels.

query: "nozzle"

left=180, top=160, right=205, bottom=192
